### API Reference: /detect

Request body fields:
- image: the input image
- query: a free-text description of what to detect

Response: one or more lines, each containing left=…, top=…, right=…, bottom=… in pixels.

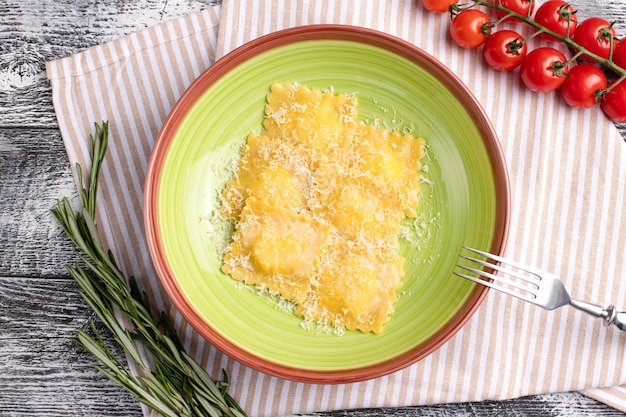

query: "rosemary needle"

left=52, top=121, right=247, bottom=417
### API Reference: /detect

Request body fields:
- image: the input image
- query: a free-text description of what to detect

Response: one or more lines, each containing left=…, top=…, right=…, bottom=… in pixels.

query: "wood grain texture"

left=0, top=277, right=143, bottom=416
left=1, top=0, right=626, bottom=416
left=304, top=392, right=626, bottom=417
left=0, top=0, right=220, bottom=128
left=0, top=128, right=78, bottom=277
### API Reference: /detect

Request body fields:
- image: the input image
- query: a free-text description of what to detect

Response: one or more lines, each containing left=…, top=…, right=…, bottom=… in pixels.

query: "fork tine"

left=463, top=246, right=543, bottom=280
left=456, top=262, right=538, bottom=294
left=453, top=270, right=538, bottom=304
left=459, top=254, right=540, bottom=288
left=457, top=249, right=626, bottom=330
left=455, top=247, right=544, bottom=304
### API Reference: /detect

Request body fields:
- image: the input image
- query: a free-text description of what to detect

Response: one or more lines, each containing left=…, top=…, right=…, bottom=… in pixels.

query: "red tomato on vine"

left=560, top=64, right=607, bottom=109
left=573, top=17, right=617, bottom=63
left=520, top=47, right=568, bottom=92
left=421, top=0, right=458, bottom=13
left=450, top=9, right=491, bottom=49
left=613, top=39, right=626, bottom=70
left=601, top=80, right=626, bottom=123
left=493, top=0, right=535, bottom=21
left=534, top=0, right=578, bottom=41
left=483, top=30, right=528, bottom=71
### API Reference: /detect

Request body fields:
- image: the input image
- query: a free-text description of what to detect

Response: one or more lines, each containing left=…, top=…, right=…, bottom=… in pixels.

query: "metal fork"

left=455, top=247, right=626, bottom=332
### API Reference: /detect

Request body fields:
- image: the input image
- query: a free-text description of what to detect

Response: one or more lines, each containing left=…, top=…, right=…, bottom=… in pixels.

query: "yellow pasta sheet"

left=221, top=83, right=425, bottom=334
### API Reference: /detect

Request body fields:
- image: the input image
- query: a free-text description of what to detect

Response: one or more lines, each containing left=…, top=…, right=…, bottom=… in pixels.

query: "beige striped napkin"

left=46, top=0, right=626, bottom=415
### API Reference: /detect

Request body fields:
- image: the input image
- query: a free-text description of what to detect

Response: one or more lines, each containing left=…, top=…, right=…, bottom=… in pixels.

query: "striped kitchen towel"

left=46, top=0, right=626, bottom=416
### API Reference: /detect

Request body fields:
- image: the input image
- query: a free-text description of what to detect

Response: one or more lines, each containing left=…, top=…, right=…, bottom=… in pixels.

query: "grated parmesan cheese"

left=219, top=83, right=425, bottom=334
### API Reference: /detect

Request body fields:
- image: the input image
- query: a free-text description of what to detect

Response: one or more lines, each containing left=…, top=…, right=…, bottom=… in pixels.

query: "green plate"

left=145, top=25, right=509, bottom=383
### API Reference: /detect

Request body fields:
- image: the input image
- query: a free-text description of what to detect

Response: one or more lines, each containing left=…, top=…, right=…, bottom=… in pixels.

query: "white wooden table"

left=1, top=0, right=626, bottom=415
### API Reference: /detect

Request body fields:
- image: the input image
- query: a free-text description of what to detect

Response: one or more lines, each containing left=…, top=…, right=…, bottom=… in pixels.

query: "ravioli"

left=220, top=83, right=425, bottom=334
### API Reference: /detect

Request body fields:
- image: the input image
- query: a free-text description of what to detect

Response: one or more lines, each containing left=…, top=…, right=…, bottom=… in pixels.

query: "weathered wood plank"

left=0, top=277, right=87, bottom=337
left=0, top=0, right=219, bottom=128
left=304, top=392, right=626, bottom=417
left=0, top=277, right=143, bottom=416
left=0, top=127, right=78, bottom=277
left=0, top=336, right=143, bottom=416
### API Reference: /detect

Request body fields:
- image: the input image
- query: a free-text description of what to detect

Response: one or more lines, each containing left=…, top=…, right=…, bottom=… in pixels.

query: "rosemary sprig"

left=52, top=121, right=247, bottom=417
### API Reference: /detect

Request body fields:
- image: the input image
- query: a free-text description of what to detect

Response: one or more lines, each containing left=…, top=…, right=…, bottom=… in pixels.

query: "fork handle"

left=570, top=299, right=626, bottom=332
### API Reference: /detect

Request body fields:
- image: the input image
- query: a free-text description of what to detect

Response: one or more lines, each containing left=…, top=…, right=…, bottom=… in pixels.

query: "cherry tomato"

left=533, top=1, right=577, bottom=41
left=421, top=0, right=458, bottom=13
left=520, top=47, right=568, bottom=92
left=483, top=30, right=528, bottom=71
left=450, top=10, right=491, bottom=49
left=601, top=80, right=626, bottom=122
left=560, top=64, right=607, bottom=109
left=493, top=0, right=535, bottom=21
left=572, top=17, right=617, bottom=63
left=613, top=39, right=626, bottom=70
